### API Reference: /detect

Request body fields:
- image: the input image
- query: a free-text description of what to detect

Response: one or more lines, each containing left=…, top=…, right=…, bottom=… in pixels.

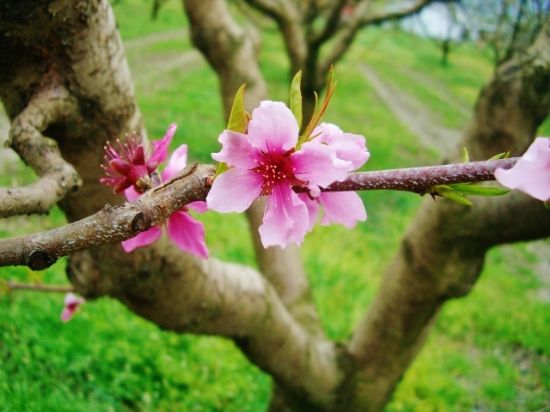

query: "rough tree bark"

left=1, top=1, right=549, bottom=411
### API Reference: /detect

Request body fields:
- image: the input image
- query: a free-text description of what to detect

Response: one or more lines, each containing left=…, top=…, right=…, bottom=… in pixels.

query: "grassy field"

left=1, top=1, right=549, bottom=411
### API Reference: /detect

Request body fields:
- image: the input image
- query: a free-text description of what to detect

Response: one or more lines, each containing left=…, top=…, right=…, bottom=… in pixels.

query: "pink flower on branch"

left=494, top=137, right=550, bottom=202
left=207, top=101, right=368, bottom=248
left=101, top=124, right=176, bottom=193
left=61, top=292, right=85, bottom=323
left=101, top=125, right=209, bottom=258
left=298, top=123, right=369, bottom=230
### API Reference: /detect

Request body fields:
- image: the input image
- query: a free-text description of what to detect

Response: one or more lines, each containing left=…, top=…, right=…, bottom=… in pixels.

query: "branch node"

left=130, top=211, right=149, bottom=232
left=26, top=249, right=56, bottom=270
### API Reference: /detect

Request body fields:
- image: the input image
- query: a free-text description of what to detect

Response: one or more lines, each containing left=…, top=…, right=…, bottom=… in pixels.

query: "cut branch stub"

left=26, top=248, right=56, bottom=271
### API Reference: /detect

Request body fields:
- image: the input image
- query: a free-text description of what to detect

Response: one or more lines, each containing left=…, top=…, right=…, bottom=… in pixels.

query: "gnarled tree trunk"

left=342, top=21, right=550, bottom=411
left=0, top=1, right=343, bottom=409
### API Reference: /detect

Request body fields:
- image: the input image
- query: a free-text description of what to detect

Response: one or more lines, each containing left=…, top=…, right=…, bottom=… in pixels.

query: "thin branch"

left=241, top=0, right=287, bottom=21
left=360, top=0, right=435, bottom=26
left=0, top=158, right=517, bottom=270
left=502, top=0, right=527, bottom=63
left=322, top=158, right=518, bottom=193
left=320, top=0, right=435, bottom=72
left=308, top=0, right=347, bottom=46
left=242, top=0, right=308, bottom=71
left=184, top=0, right=268, bottom=117
left=3, top=281, right=73, bottom=294
left=0, top=82, right=82, bottom=218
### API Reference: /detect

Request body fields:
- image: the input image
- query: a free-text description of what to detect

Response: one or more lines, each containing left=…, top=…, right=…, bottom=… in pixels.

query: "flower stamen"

left=252, top=149, right=305, bottom=195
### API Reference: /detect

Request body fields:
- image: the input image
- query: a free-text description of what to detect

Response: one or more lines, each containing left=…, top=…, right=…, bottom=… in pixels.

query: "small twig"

left=0, top=158, right=517, bottom=270
left=4, top=281, right=73, bottom=294
left=322, top=158, right=518, bottom=193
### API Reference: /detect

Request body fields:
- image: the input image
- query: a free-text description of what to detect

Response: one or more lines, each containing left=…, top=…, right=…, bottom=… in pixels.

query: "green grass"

left=1, top=0, right=549, bottom=410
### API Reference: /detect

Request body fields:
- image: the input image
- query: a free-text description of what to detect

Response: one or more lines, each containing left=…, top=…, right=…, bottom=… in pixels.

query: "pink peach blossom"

left=122, top=144, right=209, bottom=258
left=101, top=124, right=176, bottom=193
left=101, top=124, right=208, bottom=258
left=61, top=292, right=85, bottom=323
left=299, top=123, right=369, bottom=229
left=207, top=101, right=361, bottom=248
left=312, top=123, right=369, bottom=169
left=494, top=137, right=550, bottom=201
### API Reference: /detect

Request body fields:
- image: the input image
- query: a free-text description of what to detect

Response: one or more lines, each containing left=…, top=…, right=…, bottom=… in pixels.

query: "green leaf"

left=435, top=184, right=454, bottom=192
left=215, top=162, right=228, bottom=177
left=461, top=147, right=470, bottom=163
left=450, top=183, right=510, bottom=196
left=544, top=201, right=550, bottom=209
left=227, top=84, right=247, bottom=133
left=488, top=151, right=509, bottom=160
left=290, top=71, right=303, bottom=130
left=432, top=184, right=473, bottom=206
left=216, top=84, right=248, bottom=177
left=300, top=66, right=337, bottom=143
left=440, top=190, right=473, bottom=206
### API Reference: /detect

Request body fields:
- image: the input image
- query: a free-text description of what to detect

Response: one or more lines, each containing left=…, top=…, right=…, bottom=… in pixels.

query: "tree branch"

left=0, top=164, right=213, bottom=270
left=3, top=281, right=73, bottom=294
left=320, top=0, right=435, bottom=72
left=323, top=158, right=518, bottom=193
left=0, top=158, right=518, bottom=270
left=360, top=0, right=436, bottom=26
left=0, top=82, right=82, bottom=217
left=245, top=199, right=322, bottom=334
left=240, top=0, right=287, bottom=21
left=308, top=0, right=347, bottom=46
left=184, top=0, right=267, bottom=117
left=242, top=0, right=308, bottom=73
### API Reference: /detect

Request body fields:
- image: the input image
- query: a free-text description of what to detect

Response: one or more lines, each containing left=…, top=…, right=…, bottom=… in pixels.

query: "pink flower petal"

left=313, top=123, right=370, bottom=169
left=292, top=141, right=352, bottom=188
left=187, top=201, right=208, bottom=213
left=297, top=193, right=320, bottom=232
left=318, top=191, right=366, bottom=228
left=124, top=186, right=141, bottom=201
left=161, top=144, right=188, bottom=181
left=212, top=130, right=258, bottom=168
left=247, top=101, right=299, bottom=153
left=259, top=184, right=309, bottom=248
left=61, top=293, right=85, bottom=323
left=495, top=137, right=550, bottom=201
left=167, top=211, right=209, bottom=258
left=121, top=226, right=162, bottom=252
left=148, top=123, right=177, bottom=169
left=207, top=168, right=263, bottom=213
